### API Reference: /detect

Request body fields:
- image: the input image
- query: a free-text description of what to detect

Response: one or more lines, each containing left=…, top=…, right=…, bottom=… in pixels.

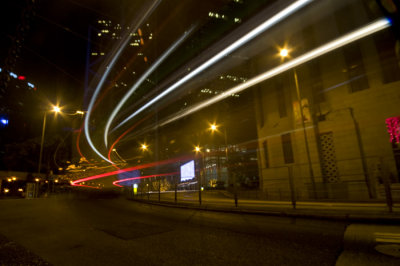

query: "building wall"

left=253, top=0, right=400, bottom=200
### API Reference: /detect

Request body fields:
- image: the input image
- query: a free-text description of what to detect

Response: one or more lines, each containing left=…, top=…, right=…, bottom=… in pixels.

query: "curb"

left=129, top=198, right=400, bottom=224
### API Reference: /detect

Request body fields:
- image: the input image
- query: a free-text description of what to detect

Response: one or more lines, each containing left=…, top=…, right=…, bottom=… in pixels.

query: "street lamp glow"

left=195, top=146, right=201, bottom=152
left=210, top=124, right=217, bottom=131
left=52, top=106, right=61, bottom=113
left=35, top=178, right=40, bottom=182
left=12, top=177, right=17, bottom=181
left=280, top=48, right=289, bottom=58
left=141, top=144, right=148, bottom=151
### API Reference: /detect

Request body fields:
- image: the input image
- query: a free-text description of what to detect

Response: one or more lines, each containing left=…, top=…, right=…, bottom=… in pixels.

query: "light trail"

left=71, top=183, right=101, bottom=189
left=71, top=155, right=192, bottom=186
left=111, top=0, right=313, bottom=132
left=157, top=18, right=391, bottom=127
left=84, top=0, right=161, bottom=163
left=103, top=28, right=195, bottom=147
left=107, top=114, right=150, bottom=163
left=112, top=172, right=179, bottom=187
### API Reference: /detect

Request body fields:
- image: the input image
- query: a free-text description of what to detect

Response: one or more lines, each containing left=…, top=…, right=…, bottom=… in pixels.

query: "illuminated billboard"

left=180, top=160, right=195, bottom=182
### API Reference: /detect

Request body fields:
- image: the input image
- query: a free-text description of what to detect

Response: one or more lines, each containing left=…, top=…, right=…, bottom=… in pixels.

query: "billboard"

left=180, top=160, right=195, bottom=182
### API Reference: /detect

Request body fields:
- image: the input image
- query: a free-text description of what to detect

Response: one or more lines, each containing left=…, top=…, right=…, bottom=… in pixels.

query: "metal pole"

left=293, top=69, right=317, bottom=199
left=383, top=174, right=393, bottom=212
left=198, top=153, right=202, bottom=205
left=223, top=128, right=230, bottom=183
left=288, top=166, right=296, bottom=209
left=158, top=178, right=161, bottom=202
left=174, top=176, right=177, bottom=203
left=224, top=127, right=236, bottom=206
left=349, top=108, right=373, bottom=198
left=38, top=112, right=47, bottom=174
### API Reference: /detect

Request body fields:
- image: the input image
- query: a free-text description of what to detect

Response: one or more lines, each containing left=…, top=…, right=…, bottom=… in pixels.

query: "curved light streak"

left=71, top=183, right=101, bottom=189
left=71, top=154, right=192, bottom=186
left=84, top=0, right=161, bottom=163
left=104, top=27, right=195, bottom=147
left=112, top=172, right=179, bottom=187
left=112, top=0, right=313, bottom=132
left=158, top=18, right=390, bottom=127
left=107, top=114, right=150, bottom=162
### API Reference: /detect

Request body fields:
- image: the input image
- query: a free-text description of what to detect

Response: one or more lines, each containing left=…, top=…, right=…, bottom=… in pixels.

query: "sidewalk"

left=131, top=191, right=400, bottom=223
left=0, top=233, right=50, bottom=265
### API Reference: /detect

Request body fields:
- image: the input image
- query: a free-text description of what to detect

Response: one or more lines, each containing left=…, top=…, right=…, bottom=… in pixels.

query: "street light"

left=194, top=145, right=205, bottom=205
left=209, top=123, right=230, bottom=188
left=53, top=106, right=61, bottom=113
left=279, top=48, right=289, bottom=57
left=38, top=105, right=60, bottom=175
left=210, top=122, right=237, bottom=206
left=141, top=143, right=148, bottom=151
left=279, top=47, right=317, bottom=198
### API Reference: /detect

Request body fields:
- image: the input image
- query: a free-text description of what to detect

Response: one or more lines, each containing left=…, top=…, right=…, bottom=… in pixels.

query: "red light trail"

left=112, top=172, right=179, bottom=187
left=71, top=154, right=192, bottom=187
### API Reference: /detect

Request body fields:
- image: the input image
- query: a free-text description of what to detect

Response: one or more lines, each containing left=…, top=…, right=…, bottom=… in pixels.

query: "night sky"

left=0, top=0, right=132, bottom=109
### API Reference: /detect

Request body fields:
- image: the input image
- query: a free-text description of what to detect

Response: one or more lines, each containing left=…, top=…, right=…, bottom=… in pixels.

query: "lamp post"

left=194, top=146, right=205, bottom=205
left=280, top=47, right=317, bottom=198
left=210, top=123, right=237, bottom=206
left=38, top=105, right=60, bottom=175
left=209, top=123, right=230, bottom=186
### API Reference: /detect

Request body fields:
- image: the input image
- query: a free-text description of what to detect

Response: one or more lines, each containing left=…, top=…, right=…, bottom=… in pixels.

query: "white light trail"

left=103, top=27, right=195, bottom=147
left=112, top=0, right=313, bottom=132
left=158, top=18, right=390, bottom=127
left=84, top=0, right=160, bottom=162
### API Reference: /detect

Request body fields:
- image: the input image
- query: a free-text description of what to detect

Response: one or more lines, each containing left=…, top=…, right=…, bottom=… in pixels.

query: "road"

left=0, top=192, right=398, bottom=265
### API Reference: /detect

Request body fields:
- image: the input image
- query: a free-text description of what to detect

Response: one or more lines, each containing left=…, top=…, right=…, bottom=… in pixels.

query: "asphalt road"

left=0, top=192, right=397, bottom=265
